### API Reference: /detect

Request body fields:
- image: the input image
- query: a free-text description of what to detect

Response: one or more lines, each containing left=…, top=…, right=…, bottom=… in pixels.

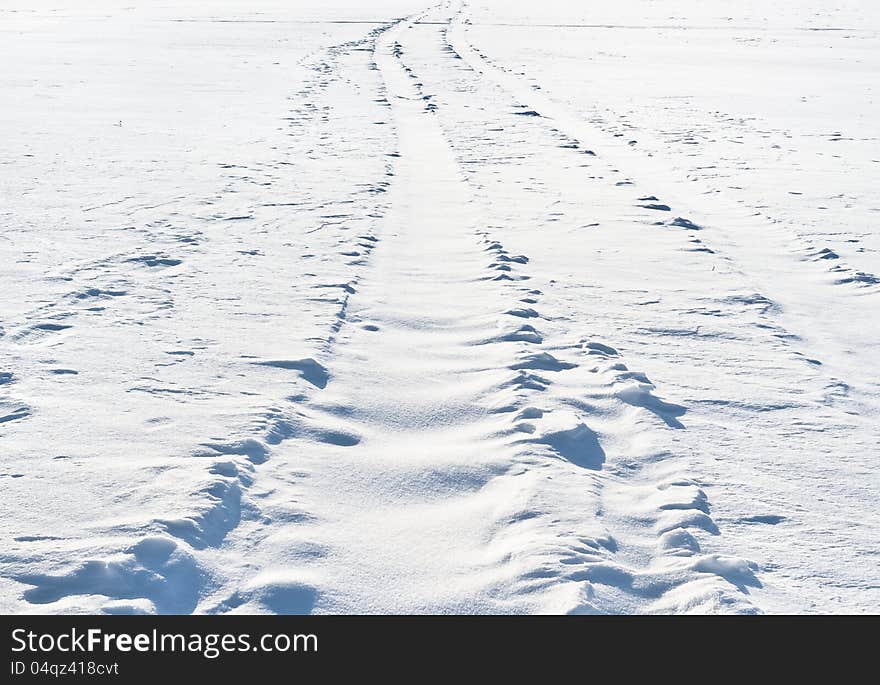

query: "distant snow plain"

left=1, top=0, right=877, bottom=614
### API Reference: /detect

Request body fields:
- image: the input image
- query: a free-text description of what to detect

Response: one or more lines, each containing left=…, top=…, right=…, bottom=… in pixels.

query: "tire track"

left=199, top=5, right=759, bottom=614
left=5, top=20, right=407, bottom=615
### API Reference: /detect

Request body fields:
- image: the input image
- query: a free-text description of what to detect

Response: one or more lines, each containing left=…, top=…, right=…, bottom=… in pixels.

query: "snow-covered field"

left=1, top=0, right=877, bottom=614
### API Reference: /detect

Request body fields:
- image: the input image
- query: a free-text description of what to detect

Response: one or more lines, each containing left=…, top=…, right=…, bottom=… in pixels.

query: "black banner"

left=1, top=615, right=873, bottom=681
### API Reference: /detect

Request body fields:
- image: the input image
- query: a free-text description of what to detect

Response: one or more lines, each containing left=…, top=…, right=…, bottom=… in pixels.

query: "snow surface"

left=1, top=0, right=878, bottom=614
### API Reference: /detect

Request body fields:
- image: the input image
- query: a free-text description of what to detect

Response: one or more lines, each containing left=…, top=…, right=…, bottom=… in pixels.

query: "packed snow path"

left=1, top=1, right=878, bottom=614
left=194, top=15, right=759, bottom=614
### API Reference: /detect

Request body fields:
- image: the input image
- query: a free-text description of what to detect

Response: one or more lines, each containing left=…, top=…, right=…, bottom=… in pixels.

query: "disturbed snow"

left=1, top=0, right=878, bottom=614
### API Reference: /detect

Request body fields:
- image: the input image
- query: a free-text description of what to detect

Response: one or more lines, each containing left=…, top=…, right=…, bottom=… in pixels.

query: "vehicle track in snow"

left=4, top=3, right=767, bottom=616
left=195, top=5, right=760, bottom=614
left=438, top=1, right=878, bottom=612
left=5, top=1, right=877, bottom=615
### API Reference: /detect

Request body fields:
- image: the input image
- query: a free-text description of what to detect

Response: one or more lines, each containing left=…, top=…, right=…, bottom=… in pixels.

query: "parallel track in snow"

left=193, top=6, right=759, bottom=614
left=4, top=1, right=877, bottom=615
